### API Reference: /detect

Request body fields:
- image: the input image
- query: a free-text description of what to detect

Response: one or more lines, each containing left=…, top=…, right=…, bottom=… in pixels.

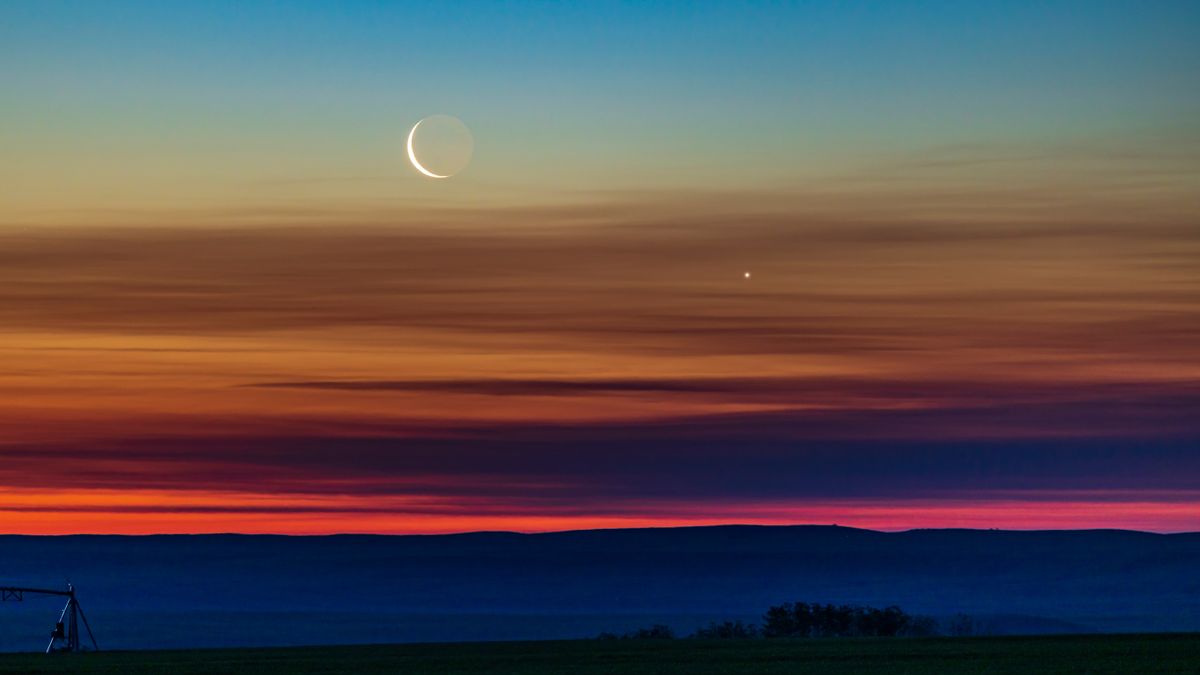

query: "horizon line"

left=3, top=523, right=1196, bottom=538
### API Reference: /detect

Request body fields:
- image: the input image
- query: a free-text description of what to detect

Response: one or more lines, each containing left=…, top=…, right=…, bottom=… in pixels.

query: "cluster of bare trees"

left=761, top=602, right=936, bottom=638
left=601, top=602, right=967, bottom=640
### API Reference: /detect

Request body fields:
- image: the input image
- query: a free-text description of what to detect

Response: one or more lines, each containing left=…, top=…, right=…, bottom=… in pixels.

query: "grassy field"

left=0, top=634, right=1195, bottom=674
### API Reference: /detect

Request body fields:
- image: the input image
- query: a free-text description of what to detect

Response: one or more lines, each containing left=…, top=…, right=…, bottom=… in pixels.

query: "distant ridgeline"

left=600, top=602, right=968, bottom=640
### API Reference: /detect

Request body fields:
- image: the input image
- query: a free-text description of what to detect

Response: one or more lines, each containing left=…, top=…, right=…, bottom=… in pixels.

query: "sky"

left=1, top=1, right=1198, bottom=534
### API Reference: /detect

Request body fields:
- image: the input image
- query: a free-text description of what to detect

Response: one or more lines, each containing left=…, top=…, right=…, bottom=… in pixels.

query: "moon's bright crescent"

left=406, top=119, right=449, bottom=179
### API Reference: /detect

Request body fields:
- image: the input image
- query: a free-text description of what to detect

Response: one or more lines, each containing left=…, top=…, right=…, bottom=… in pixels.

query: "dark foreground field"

left=0, top=634, right=1196, bottom=674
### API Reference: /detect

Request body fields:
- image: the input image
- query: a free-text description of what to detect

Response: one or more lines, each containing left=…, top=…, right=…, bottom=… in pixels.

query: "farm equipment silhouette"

left=1, top=583, right=98, bottom=653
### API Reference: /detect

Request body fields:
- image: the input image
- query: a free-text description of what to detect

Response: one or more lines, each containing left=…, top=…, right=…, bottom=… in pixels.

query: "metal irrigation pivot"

left=0, top=582, right=99, bottom=653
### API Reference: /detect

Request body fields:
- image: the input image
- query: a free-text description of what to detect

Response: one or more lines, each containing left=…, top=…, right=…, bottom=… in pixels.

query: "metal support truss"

left=0, top=583, right=98, bottom=653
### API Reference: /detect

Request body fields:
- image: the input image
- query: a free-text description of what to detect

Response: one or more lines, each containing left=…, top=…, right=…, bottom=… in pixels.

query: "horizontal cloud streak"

left=244, top=376, right=1200, bottom=407
left=3, top=417, right=1197, bottom=499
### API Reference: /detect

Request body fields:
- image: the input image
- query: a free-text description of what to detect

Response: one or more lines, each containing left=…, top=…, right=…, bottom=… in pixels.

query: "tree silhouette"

left=762, top=602, right=916, bottom=638
left=598, top=603, right=954, bottom=641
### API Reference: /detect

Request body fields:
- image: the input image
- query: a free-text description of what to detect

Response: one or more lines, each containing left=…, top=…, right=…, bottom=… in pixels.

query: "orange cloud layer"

left=1, top=194, right=1197, bottom=533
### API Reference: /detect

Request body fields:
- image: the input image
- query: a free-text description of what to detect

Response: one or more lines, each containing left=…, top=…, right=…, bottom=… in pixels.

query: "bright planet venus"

left=406, top=115, right=474, bottom=179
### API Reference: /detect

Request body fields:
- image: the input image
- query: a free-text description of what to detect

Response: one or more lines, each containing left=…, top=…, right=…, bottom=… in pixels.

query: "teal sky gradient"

left=3, top=1, right=1199, bottom=213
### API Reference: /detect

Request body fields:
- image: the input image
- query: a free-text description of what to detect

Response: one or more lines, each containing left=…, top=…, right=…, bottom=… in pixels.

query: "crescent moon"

left=407, top=119, right=449, bottom=179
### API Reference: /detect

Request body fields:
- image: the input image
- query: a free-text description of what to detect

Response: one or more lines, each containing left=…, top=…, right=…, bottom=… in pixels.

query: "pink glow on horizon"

left=1, top=489, right=1195, bottom=535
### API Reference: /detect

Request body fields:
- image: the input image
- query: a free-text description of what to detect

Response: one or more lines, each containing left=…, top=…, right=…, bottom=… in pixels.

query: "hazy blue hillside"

left=1, top=526, right=1196, bottom=650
